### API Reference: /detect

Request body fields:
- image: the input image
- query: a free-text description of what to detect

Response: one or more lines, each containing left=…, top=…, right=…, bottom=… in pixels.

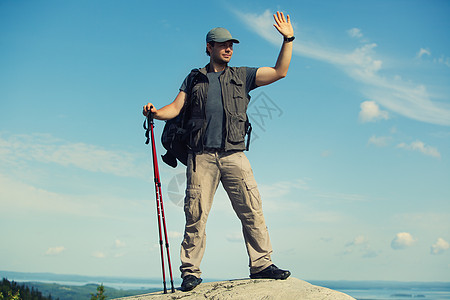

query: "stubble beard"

left=212, top=52, right=232, bottom=67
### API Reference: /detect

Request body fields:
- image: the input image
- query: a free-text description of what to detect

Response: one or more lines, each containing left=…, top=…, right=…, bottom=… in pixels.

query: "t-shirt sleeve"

left=246, top=67, right=258, bottom=93
left=179, top=74, right=190, bottom=93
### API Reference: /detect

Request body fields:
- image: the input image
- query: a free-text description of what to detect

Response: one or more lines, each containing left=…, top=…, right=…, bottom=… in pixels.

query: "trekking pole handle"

left=147, top=105, right=155, bottom=124
left=144, top=105, right=155, bottom=145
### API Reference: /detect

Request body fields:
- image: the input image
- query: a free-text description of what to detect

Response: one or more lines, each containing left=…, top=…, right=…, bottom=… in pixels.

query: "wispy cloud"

left=259, top=178, right=309, bottom=199
left=0, top=172, right=97, bottom=216
left=226, top=232, right=244, bottom=243
left=92, top=251, right=106, bottom=259
left=347, top=28, right=363, bottom=39
left=416, top=47, right=450, bottom=67
left=368, top=135, right=392, bottom=147
left=45, top=246, right=66, bottom=256
left=234, top=9, right=450, bottom=126
left=436, top=55, right=450, bottom=68
left=0, top=132, right=146, bottom=178
left=314, top=192, right=368, bottom=202
left=343, top=235, right=379, bottom=258
left=393, top=212, right=450, bottom=230
left=416, top=48, right=431, bottom=59
left=346, top=235, right=368, bottom=247
left=0, top=172, right=144, bottom=219
left=396, top=140, right=441, bottom=159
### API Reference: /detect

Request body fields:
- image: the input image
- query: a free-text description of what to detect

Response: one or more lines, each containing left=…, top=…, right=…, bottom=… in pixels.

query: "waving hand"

left=273, top=11, right=294, bottom=38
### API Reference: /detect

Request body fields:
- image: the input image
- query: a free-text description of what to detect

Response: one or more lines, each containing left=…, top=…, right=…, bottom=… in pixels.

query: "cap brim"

left=213, top=38, right=240, bottom=44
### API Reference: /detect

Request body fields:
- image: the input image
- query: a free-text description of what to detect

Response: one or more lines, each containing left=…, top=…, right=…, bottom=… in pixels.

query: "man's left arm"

left=255, top=11, right=294, bottom=87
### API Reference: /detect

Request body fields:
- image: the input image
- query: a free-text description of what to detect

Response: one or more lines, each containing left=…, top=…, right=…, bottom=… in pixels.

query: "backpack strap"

left=245, top=121, right=252, bottom=151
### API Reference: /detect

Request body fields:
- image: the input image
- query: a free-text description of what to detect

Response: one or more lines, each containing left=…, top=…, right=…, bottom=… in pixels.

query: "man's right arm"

left=142, top=90, right=187, bottom=120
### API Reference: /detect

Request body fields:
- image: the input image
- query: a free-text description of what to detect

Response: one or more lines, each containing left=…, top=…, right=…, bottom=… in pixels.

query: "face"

left=208, top=41, right=234, bottom=64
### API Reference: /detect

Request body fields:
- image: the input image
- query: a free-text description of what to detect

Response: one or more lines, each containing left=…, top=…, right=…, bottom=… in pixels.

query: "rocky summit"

left=114, top=277, right=356, bottom=300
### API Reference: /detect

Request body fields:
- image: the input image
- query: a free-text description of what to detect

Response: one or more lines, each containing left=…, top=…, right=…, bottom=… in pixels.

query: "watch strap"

left=284, top=36, right=295, bottom=42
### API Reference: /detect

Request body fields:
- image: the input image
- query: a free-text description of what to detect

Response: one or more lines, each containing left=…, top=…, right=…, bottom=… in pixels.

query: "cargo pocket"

left=227, top=113, right=247, bottom=143
left=229, top=77, right=249, bottom=110
left=243, top=176, right=262, bottom=211
left=184, top=185, right=202, bottom=224
left=231, top=78, right=244, bottom=97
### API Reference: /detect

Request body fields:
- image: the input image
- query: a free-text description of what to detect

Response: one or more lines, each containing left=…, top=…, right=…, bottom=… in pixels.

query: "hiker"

left=143, top=11, right=294, bottom=292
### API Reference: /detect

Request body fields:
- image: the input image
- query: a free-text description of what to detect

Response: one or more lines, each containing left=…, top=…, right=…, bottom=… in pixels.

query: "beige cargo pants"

left=180, top=150, right=273, bottom=278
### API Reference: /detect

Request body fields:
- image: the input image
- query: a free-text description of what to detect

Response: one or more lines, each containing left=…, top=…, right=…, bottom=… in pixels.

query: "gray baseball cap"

left=206, top=27, right=240, bottom=44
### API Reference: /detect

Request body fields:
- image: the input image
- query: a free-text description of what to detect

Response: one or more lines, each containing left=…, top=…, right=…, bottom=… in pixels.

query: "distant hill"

left=0, top=271, right=162, bottom=300
left=15, top=282, right=159, bottom=300
left=0, top=271, right=165, bottom=288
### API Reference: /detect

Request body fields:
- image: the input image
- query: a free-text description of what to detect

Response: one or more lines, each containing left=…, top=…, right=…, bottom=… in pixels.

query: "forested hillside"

left=1, top=278, right=158, bottom=300
left=0, top=278, right=53, bottom=300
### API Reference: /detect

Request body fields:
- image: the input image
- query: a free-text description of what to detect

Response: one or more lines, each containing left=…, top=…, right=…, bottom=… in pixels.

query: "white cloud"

left=347, top=28, right=363, bottom=39
left=45, top=246, right=66, bottom=256
left=359, top=101, right=389, bottom=123
left=234, top=9, right=450, bottom=126
left=416, top=48, right=431, bottom=59
left=396, top=140, right=441, bottom=159
left=431, top=238, right=450, bottom=255
left=368, top=135, right=391, bottom=147
left=391, top=232, right=416, bottom=250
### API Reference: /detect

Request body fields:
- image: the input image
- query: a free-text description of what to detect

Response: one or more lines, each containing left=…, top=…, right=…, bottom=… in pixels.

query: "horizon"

left=1, top=0, right=449, bottom=282
left=2, top=270, right=450, bottom=285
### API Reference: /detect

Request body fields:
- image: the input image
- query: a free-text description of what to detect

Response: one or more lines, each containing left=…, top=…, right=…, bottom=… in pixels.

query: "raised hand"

left=273, top=11, right=294, bottom=38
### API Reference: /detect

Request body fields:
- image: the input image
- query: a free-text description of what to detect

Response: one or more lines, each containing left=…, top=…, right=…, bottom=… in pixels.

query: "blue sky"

left=1, top=0, right=449, bottom=282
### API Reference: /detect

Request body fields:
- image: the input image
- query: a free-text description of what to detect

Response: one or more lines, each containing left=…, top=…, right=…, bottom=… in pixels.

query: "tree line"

left=0, top=278, right=54, bottom=300
left=0, top=278, right=108, bottom=300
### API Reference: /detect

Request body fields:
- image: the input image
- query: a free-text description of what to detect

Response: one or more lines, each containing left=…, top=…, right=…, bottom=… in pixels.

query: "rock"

left=114, top=277, right=355, bottom=300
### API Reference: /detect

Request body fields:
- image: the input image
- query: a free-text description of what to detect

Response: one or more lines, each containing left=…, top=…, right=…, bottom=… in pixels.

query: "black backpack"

left=160, top=71, right=199, bottom=168
left=160, top=113, right=189, bottom=168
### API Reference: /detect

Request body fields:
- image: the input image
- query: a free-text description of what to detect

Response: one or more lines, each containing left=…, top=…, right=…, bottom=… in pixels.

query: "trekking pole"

left=144, top=108, right=175, bottom=294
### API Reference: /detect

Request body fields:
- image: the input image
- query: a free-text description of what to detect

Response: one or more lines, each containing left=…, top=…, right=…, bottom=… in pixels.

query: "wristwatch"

left=284, top=36, right=295, bottom=42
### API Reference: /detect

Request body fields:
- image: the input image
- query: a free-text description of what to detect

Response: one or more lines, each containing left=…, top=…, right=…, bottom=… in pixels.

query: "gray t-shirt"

left=180, top=67, right=258, bottom=149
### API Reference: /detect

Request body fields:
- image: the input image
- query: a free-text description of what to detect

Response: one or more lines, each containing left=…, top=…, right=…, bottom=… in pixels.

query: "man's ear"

left=206, top=42, right=213, bottom=55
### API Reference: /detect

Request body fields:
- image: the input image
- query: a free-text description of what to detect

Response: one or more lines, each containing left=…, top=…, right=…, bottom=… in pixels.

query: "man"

left=143, top=11, right=294, bottom=292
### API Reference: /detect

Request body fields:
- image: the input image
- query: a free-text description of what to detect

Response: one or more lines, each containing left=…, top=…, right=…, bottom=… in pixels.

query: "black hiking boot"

left=250, top=264, right=291, bottom=280
left=181, top=275, right=202, bottom=291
